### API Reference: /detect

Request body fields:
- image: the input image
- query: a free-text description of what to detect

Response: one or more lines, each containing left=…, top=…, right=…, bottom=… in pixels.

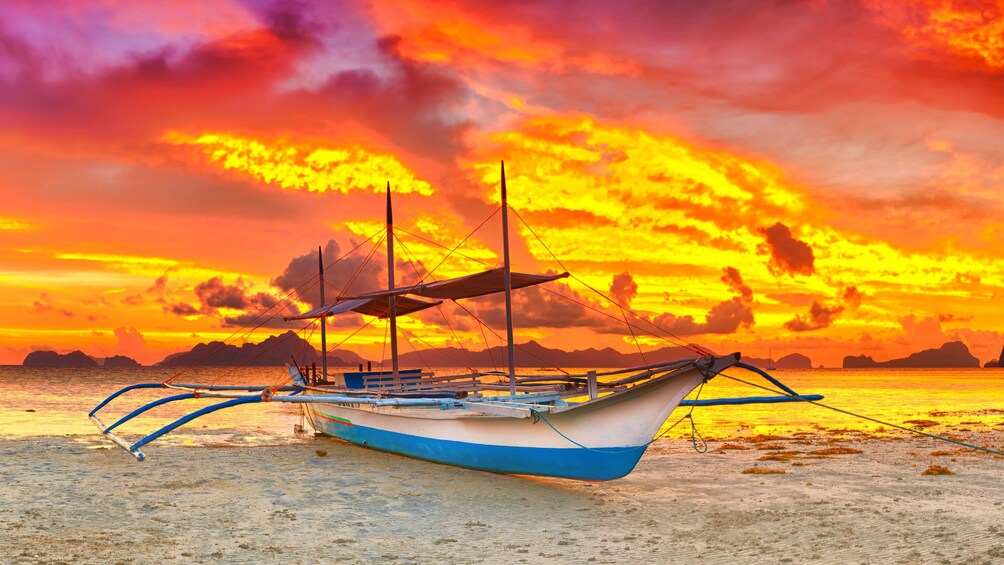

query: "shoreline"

left=4, top=428, right=1003, bottom=564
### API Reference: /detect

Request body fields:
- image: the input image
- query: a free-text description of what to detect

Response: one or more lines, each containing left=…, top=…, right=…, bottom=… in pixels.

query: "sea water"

left=1, top=366, right=1002, bottom=449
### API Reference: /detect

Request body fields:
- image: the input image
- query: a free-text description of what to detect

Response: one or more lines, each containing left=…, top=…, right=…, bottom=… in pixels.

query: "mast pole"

left=500, top=161, right=517, bottom=395
left=318, top=245, right=328, bottom=383
left=386, top=182, right=399, bottom=375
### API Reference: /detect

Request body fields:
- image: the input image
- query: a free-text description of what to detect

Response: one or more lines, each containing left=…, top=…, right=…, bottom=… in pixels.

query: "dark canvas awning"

left=343, top=269, right=569, bottom=302
left=283, top=295, right=441, bottom=321
left=410, top=268, right=569, bottom=300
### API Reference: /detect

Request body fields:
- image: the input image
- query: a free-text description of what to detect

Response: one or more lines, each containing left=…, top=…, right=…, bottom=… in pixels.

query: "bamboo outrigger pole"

left=318, top=245, right=328, bottom=382
left=387, top=182, right=400, bottom=376
left=500, top=162, right=517, bottom=395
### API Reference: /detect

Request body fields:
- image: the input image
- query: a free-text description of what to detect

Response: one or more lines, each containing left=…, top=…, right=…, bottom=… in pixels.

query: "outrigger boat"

left=90, top=163, right=822, bottom=480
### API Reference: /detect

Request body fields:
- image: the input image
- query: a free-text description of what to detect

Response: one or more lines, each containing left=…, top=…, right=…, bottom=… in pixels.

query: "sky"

left=1, top=0, right=1002, bottom=368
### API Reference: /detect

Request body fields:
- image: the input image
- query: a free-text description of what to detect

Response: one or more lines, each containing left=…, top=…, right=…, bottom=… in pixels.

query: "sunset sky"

left=1, top=0, right=1002, bottom=368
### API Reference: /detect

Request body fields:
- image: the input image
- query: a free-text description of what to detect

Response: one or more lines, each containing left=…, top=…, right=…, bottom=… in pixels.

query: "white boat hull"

left=306, top=360, right=722, bottom=480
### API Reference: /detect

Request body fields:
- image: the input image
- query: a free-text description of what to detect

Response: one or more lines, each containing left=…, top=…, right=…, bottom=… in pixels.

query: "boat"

left=90, top=162, right=822, bottom=480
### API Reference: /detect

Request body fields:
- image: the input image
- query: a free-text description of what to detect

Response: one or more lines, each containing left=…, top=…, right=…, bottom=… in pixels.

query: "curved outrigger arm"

left=90, top=389, right=468, bottom=461
left=89, top=380, right=304, bottom=461
left=680, top=360, right=823, bottom=407
left=89, top=358, right=825, bottom=462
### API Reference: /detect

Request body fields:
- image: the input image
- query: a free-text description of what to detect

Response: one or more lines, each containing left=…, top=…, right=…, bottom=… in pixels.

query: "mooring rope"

left=720, top=371, right=1004, bottom=458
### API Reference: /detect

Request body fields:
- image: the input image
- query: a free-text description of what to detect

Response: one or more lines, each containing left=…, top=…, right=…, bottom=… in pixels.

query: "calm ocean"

left=2, top=366, right=1002, bottom=450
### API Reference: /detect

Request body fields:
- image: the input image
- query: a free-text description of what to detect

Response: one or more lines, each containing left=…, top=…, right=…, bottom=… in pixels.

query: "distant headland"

left=21, top=336, right=1002, bottom=369
left=843, top=341, right=981, bottom=368
left=984, top=345, right=1004, bottom=368
left=157, top=330, right=362, bottom=367
left=741, top=353, right=813, bottom=370
left=22, top=350, right=140, bottom=368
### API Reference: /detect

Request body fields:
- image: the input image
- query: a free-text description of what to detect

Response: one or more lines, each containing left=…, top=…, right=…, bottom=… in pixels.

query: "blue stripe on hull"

left=318, top=419, right=648, bottom=481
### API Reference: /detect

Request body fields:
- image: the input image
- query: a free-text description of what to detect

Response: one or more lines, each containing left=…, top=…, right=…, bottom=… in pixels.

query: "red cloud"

left=166, top=302, right=200, bottom=316
left=195, top=277, right=255, bottom=310
left=721, top=266, right=753, bottom=303
left=758, top=222, right=815, bottom=277
left=32, top=293, right=74, bottom=317
left=272, top=239, right=385, bottom=309
left=841, top=286, right=863, bottom=308
left=609, top=272, right=638, bottom=308
left=784, top=301, right=844, bottom=332
left=466, top=279, right=614, bottom=331
left=653, top=298, right=754, bottom=336
left=649, top=267, right=755, bottom=336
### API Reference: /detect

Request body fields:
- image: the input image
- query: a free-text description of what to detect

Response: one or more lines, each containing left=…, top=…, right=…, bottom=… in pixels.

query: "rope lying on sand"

left=719, top=372, right=1004, bottom=458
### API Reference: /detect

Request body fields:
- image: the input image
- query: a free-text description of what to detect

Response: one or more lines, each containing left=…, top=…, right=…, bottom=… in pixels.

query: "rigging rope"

left=337, top=231, right=387, bottom=299
left=395, top=227, right=496, bottom=269
left=447, top=298, right=567, bottom=374
left=451, top=300, right=499, bottom=371
left=622, top=305, right=649, bottom=367
left=164, top=226, right=386, bottom=385
left=719, top=371, right=1004, bottom=458
left=394, top=234, right=479, bottom=371
left=506, top=204, right=709, bottom=356
left=529, top=379, right=709, bottom=454
left=399, top=206, right=502, bottom=291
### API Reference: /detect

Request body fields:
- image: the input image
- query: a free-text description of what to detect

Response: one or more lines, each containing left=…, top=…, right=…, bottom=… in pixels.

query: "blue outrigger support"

left=680, top=361, right=822, bottom=407
left=129, top=396, right=265, bottom=458
left=89, top=360, right=823, bottom=461
left=88, top=383, right=164, bottom=418
left=89, top=382, right=304, bottom=461
left=103, top=393, right=198, bottom=433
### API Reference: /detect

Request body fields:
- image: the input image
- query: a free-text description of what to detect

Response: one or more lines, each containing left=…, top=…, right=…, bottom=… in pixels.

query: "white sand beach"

left=3, top=427, right=1003, bottom=564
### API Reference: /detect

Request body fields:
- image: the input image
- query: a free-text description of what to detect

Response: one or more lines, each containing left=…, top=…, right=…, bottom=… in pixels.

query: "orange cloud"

left=364, top=0, right=639, bottom=75
left=868, top=0, right=1004, bottom=73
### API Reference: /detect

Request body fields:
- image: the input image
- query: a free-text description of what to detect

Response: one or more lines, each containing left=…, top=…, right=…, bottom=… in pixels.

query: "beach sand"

left=3, top=428, right=1003, bottom=564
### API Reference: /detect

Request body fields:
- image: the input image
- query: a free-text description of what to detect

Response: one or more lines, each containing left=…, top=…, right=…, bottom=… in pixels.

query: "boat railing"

left=492, top=357, right=702, bottom=380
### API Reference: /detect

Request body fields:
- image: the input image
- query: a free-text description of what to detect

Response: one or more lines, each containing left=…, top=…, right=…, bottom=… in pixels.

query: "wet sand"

left=3, top=428, right=1003, bottom=564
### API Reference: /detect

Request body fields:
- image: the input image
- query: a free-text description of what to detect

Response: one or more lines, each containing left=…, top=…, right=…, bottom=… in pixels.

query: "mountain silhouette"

left=157, top=330, right=364, bottom=367
left=23, top=350, right=100, bottom=368
left=843, top=341, right=979, bottom=368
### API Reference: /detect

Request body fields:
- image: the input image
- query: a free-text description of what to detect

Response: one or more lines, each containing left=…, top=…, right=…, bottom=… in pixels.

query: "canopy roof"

left=285, top=268, right=567, bottom=321
left=411, top=268, right=569, bottom=300
left=345, top=268, right=570, bottom=302
left=284, top=295, right=441, bottom=321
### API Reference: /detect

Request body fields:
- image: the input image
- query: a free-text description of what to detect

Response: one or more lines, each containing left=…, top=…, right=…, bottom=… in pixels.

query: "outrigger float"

left=91, top=163, right=822, bottom=481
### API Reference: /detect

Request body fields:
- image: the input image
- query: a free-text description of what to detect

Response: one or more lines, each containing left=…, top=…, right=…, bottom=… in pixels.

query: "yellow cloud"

left=165, top=132, right=434, bottom=196
left=344, top=216, right=498, bottom=280
left=456, top=115, right=1004, bottom=343
left=0, top=218, right=34, bottom=231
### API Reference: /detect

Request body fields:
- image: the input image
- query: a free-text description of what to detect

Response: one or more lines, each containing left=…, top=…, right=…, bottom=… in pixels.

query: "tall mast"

left=318, top=245, right=327, bottom=382
left=501, top=161, right=517, bottom=395
left=386, top=182, right=399, bottom=375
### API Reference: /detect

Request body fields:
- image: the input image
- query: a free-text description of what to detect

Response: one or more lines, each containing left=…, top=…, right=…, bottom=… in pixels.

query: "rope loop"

left=688, top=414, right=708, bottom=453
